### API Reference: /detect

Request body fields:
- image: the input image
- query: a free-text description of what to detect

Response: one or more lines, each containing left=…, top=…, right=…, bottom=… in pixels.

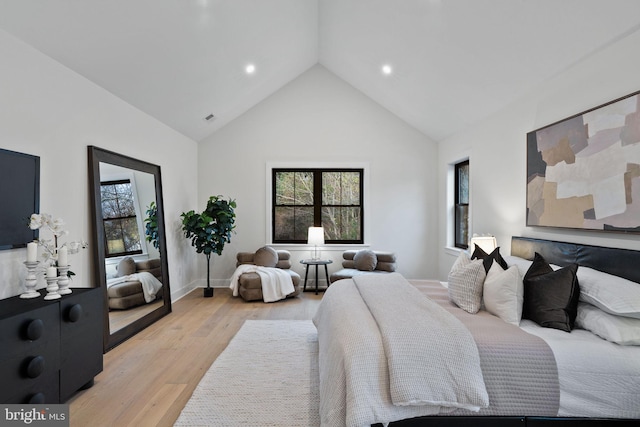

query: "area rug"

left=174, top=320, right=320, bottom=426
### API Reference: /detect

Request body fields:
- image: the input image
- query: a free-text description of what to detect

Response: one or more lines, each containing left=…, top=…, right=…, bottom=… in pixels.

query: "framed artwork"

left=526, top=90, right=640, bottom=233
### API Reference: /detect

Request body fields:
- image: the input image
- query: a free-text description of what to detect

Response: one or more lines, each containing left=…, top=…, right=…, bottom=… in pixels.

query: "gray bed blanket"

left=313, top=275, right=559, bottom=427
left=412, top=280, right=560, bottom=417
left=354, top=273, right=489, bottom=410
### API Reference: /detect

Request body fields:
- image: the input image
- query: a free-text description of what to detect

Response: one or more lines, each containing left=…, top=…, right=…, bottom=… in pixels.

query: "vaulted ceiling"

left=1, top=1, right=640, bottom=143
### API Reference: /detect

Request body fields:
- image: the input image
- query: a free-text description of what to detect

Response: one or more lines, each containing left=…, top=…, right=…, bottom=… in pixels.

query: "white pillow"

left=448, top=252, right=486, bottom=314
left=483, top=261, right=523, bottom=326
left=503, top=255, right=533, bottom=278
left=577, top=266, right=640, bottom=319
left=576, top=302, right=640, bottom=345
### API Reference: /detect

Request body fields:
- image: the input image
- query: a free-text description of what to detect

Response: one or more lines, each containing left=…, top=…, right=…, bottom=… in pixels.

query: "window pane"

left=115, top=183, right=136, bottom=215
left=104, top=218, right=142, bottom=255
left=100, top=185, right=119, bottom=218
left=294, top=171, right=314, bottom=205
left=322, top=207, right=361, bottom=241
left=458, top=163, right=469, bottom=204
left=322, top=171, right=360, bottom=205
left=275, top=172, right=295, bottom=205
left=274, top=206, right=313, bottom=241
left=121, top=217, right=142, bottom=252
left=455, top=204, right=469, bottom=248
left=294, top=207, right=314, bottom=240
left=274, top=206, right=295, bottom=240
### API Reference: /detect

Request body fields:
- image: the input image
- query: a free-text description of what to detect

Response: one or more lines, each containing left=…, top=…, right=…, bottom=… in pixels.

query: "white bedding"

left=431, top=280, right=640, bottom=419
left=520, top=319, right=640, bottom=419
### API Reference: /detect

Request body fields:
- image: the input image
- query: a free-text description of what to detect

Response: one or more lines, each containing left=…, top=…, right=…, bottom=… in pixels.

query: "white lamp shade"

left=307, top=227, right=325, bottom=246
left=470, top=235, right=497, bottom=253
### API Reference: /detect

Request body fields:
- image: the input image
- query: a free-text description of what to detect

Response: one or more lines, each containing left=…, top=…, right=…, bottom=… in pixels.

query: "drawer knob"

left=25, top=355, right=45, bottom=378
left=25, top=319, right=44, bottom=341
left=67, top=304, right=83, bottom=323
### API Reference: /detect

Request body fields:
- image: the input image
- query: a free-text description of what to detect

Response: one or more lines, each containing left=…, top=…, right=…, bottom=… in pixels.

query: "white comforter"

left=106, top=271, right=163, bottom=303
left=313, top=273, right=489, bottom=427
left=229, top=264, right=295, bottom=303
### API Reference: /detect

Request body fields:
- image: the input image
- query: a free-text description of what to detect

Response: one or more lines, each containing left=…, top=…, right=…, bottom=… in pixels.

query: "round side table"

left=300, top=259, right=333, bottom=295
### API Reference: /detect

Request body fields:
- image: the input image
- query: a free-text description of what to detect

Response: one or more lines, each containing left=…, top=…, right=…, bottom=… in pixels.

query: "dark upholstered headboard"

left=511, top=236, right=640, bottom=284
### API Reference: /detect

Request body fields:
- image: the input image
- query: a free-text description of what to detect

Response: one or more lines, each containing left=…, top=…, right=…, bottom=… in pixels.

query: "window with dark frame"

left=100, top=179, right=143, bottom=257
left=454, top=160, right=469, bottom=249
left=272, top=168, right=363, bottom=244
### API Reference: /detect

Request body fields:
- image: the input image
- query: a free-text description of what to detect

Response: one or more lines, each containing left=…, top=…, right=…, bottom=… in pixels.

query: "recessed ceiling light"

left=245, top=64, right=256, bottom=75
left=381, top=64, right=393, bottom=75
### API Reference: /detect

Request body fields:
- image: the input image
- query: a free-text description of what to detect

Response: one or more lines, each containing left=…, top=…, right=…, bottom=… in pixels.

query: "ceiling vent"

left=203, top=113, right=216, bottom=122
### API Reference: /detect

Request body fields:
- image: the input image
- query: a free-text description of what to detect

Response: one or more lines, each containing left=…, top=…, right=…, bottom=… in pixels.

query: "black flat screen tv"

left=0, top=148, right=40, bottom=250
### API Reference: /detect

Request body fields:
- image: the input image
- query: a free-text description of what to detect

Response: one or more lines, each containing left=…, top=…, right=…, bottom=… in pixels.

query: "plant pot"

left=203, top=287, right=214, bottom=298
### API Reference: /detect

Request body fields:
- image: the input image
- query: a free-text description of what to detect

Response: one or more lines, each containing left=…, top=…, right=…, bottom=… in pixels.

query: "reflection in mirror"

left=88, top=146, right=171, bottom=352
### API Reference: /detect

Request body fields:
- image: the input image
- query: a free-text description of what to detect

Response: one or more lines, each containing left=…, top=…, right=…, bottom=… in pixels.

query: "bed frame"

left=381, top=236, right=640, bottom=427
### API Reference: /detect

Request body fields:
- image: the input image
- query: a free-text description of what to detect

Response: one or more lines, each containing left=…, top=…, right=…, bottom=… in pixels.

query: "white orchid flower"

left=28, top=213, right=44, bottom=230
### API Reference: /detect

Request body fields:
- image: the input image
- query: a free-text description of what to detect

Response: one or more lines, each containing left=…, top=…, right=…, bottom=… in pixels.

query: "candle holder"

left=21, top=261, right=40, bottom=299
left=44, top=274, right=61, bottom=300
left=57, top=265, right=72, bottom=295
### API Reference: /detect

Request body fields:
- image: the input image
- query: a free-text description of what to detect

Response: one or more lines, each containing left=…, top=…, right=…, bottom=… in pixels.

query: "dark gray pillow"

left=523, top=252, right=580, bottom=332
left=254, top=246, right=278, bottom=267
left=354, top=250, right=377, bottom=271
left=116, top=256, right=136, bottom=277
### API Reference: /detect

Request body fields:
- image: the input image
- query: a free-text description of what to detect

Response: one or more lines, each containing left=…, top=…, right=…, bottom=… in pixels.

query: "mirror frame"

left=88, top=146, right=171, bottom=351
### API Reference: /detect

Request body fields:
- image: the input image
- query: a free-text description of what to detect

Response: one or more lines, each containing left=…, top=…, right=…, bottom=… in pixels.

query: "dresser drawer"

left=0, top=304, right=59, bottom=360
left=0, top=308, right=60, bottom=404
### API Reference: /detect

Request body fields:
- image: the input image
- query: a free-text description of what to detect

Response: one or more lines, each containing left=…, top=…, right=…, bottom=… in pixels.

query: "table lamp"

left=470, top=234, right=497, bottom=254
left=308, top=227, right=325, bottom=260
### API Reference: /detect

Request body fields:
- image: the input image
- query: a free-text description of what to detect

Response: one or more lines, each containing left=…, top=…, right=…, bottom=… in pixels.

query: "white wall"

left=438, top=29, right=640, bottom=280
left=198, top=65, right=439, bottom=286
left=0, top=29, right=200, bottom=301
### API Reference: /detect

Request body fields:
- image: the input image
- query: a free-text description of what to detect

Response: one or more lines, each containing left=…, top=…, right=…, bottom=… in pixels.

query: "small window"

left=100, top=179, right=143, bottom=257
left=454, top=160, right=469, bottom=249
left=272, top=168, right=363, bottom=244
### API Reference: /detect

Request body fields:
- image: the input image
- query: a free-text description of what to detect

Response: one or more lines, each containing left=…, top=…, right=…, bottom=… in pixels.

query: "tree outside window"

left=100, top=180, right=143, bottom=257
left=273, top=169, right=363, bottom=243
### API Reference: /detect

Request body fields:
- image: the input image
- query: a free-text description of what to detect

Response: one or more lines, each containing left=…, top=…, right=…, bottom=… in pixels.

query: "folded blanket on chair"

left=229, top=264, right=295, bottom=302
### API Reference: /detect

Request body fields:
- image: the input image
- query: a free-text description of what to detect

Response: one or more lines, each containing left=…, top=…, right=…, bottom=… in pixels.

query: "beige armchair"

left=108, top=257, right=163, bottom=310
left=235, top=247, right=301, bottom=302
left=329, top=249, right=397, bottom=283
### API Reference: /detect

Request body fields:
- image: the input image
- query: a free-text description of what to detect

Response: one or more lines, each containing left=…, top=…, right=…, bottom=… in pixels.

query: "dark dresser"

left=0, top=287, right=103, bottom=403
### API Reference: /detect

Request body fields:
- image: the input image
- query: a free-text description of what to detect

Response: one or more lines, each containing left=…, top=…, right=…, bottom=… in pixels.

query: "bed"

left=312, top=237, right=640, bottom=426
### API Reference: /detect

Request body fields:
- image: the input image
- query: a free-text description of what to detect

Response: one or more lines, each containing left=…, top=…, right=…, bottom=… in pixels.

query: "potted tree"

left=181, top=195, right=236, bottom=297
left=144, top=201, right=159, bottom=249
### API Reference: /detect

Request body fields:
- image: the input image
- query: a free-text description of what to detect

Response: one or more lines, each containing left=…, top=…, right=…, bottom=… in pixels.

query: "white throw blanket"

left=229, top=264, right=295, bottom=303
left=313, top=273, right=489, bottom=427
left=106, top=272, right=163, bottom=303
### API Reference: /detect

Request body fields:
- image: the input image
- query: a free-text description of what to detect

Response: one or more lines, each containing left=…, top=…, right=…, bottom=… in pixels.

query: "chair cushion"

left=116, top=256, right=136, bottom=277
left=254, top=246, right=278, bottom=267
left=354, top=250, right=377, bottom=271
left=108, top=293, right=146, bottom=310
left=108, top=280, right=142, bottom=298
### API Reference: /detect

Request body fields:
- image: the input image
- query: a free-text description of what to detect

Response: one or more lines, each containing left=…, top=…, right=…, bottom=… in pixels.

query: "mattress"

left=520, top=319, right=640, bottom=419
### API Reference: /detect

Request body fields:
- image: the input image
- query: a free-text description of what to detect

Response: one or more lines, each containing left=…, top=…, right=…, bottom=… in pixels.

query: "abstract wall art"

left=527, top=90, right=640, bottom=233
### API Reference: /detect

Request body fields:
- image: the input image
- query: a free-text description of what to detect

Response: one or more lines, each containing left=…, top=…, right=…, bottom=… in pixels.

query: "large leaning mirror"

left=88, top=146, right=171, bottom=351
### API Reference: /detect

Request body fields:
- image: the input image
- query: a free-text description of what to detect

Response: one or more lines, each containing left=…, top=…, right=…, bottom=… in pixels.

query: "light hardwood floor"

left=68, top=288, right=323, bottom=427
